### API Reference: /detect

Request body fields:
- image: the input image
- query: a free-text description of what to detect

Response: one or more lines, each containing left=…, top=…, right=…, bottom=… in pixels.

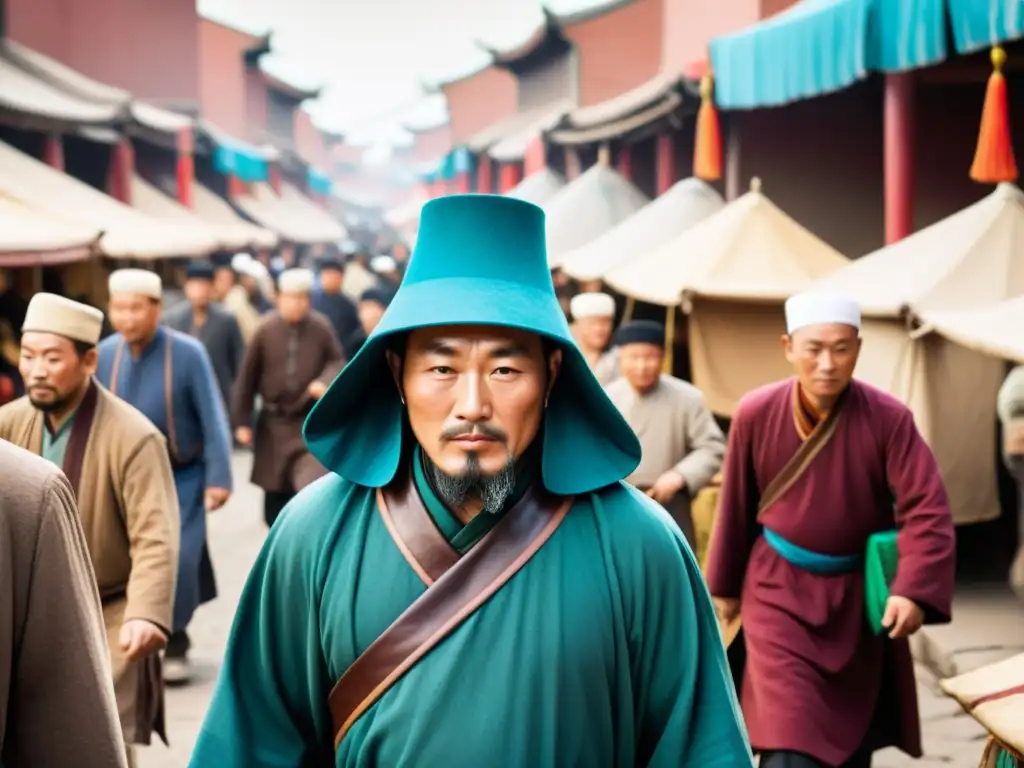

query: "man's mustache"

left=440, top=424, right=508, bottom=443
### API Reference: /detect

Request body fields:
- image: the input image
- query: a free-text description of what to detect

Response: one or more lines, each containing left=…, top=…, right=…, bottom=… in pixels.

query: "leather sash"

left=327, top=471, right=573, bottom=749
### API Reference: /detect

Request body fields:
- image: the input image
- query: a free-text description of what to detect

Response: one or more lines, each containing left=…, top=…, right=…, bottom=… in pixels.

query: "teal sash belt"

left=763, top=528, right=862, bottom=574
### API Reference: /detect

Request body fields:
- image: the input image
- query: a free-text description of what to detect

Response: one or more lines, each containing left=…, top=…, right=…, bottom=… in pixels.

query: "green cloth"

left=41, top=410, right=78, bottom=467
left=188, top=474, right=753, bottom=767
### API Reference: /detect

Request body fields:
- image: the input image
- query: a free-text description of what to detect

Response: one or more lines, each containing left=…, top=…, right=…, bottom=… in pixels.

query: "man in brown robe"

left=603, top=320, right=725, bottom=545
left=705, top=291, right=956, bottom=768
left=233, top=267, right=343, bottom=527
left=0, top=439, right=129, bottom=767
left=0, top=293, right=180, bottom=767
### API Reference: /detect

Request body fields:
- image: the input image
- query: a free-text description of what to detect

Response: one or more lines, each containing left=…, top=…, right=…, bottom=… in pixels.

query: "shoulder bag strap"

left=108, top=340, right=125, bottom=397
left=163, top=335, right=180, bottom=463
left=327, top=478, right=572, bottom=749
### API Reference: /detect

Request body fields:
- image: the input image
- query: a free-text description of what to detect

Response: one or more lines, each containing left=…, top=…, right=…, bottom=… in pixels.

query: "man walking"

left=164, top=260, right=245, bottom=409
left=233, top=268, right=343, bottom=527
left=96, top=269, right=233, bottom=686
left=570, top=291, right=620, bottom=385
left=706, top=290, right=956, bottom=767
left=190, top=195, right=752, bottom=767
left=311, top=255, right=360, bottom=345
left=0, top=293, right=180, bottom=765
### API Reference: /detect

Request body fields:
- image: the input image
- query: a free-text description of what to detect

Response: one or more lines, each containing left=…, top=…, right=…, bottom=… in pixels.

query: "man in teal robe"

left=190, top=195, right=752, bottom=767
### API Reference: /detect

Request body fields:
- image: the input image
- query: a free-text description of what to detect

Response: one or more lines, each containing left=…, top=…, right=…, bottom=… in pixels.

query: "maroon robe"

left=705, top=377, right=955, bottom=766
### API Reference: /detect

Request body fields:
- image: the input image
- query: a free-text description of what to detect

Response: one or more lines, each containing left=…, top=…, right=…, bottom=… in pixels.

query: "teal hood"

left=303, top=194, right=641, bottom=495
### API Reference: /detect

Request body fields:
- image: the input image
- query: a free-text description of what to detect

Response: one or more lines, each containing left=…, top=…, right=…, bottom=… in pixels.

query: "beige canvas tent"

left=191, top=182, right=277, bottom=251
left=918, top=296, right=1024, bottom=365
left=506, top=168, right=567, bottom=206
left=810, top=182, right=1024, bottom=525
left=605, top=178, right=849, bottom=415
left=544, top=160, right=649, bottom=268
left=234, top=182, right=346, bottom=245
left=0, top=193, right=100, bottom=265
left=559, top=178, right=725, bottom=281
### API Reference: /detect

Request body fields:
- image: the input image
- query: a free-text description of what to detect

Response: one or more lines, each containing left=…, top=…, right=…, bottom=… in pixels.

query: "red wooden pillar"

left=655, top=132, right=675, bottom=194
left=43, top=133, right=64, bottom=170
left=563, top=147, right=581, bottom=180
left=227, top=174, right=247, bottom=198
left=176, top=127, right=194, bottom=207
left=477, top=155, right=493, bottom=193
left=884, top=72, right=914, bottom=243
left=524, top=135, right=546, bottom=176
left=454, top=172, right=471, bottom=193
left=106, top=139, right=135, bottom=203
left=269, top=165, right=283, bottom=195
left=616, top=144, right=633, bottom=180
left=498, top=162, right=522, bottom=193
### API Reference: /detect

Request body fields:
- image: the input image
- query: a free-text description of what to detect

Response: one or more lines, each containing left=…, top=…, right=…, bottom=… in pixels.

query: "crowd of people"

left=0, top=193, right=1021, bottom=767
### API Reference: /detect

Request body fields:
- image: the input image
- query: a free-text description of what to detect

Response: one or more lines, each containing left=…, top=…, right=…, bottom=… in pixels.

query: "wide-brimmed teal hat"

left=303, top=194, right=641, bottom=495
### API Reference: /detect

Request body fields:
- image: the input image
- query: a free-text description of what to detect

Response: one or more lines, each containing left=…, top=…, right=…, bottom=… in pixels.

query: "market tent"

left=0, top=193, right=100, bottom=266
left=811, top=182, right=1024, bottom=525
left=606, top=178, right=848, bottom=416
left=191, top=182, right=278, bottom=251
left=544, top=161, right=649, bottom=268
left=918, top=297, right=1024, bottom=366
left=506, top=168, right=567, bottom=206
left=559, top=177, right=724, bottom=281
left=0, top=140, right=217, bottom=258
left=130, top=174, right=249, bottom=252
left=234, top=181, right=346, bottom=245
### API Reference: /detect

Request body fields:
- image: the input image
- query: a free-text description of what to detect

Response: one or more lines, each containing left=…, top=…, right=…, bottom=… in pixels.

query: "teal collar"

left=411, top=444, right=537, bottom=555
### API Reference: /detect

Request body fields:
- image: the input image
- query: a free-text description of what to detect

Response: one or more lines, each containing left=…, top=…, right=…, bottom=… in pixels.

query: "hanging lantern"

left=970, top=46, right=1018, bottom=184
left=693, top=73, right=722, bottom=182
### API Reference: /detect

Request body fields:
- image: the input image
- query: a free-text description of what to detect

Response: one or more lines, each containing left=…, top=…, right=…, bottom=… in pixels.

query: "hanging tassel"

left=970, top=46, right=1018, bottom=184
left=693, top=73, right=722, bottom=182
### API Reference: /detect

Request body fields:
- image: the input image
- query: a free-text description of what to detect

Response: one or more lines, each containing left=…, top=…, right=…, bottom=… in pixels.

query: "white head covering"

left=570, top=292, right=615, bottom=320
left=231, top=252, right=253, bottom=272
left=22, top=293, right=104, bottom=345
left=278, top=268, right=315, bottom=294
left=108, top=268, right=162, bottom=300
left=370, top=255, right=397, bottom=274
left=785, top=290, right=861, bottom=334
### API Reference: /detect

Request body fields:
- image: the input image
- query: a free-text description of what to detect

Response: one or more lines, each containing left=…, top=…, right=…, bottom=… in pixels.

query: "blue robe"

left=188, top=457, right=752, bottom=766
left=97, top=326, right=233, bottom=632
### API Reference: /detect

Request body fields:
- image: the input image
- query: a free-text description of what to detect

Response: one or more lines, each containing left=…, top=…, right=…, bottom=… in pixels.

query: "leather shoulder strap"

left=376, top=479, right=459, bottom=585
left=756, top=387, right=848, bottom=520
left=108, top=339, right=125, bottom=396
left=328, top=482, right=572, bottom=749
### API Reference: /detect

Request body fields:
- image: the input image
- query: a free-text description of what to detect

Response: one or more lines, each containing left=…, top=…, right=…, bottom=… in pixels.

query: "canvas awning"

left=0, top=140, right=216, bottom=259
left=812, top=182, right=1024, bottom=317
left=0, top=47, right=120, bottom=127
left=545, top=162, right=650, bottom=267
left=0, top=193, right=100, bottom=266
left=559, top=178, right=725, bottom=281
left=234, top=182, right=346, bottom=245
left=506, top=168, right=567, bottom=206
left=919, top=297, right=1024, bottom=365
left=191, top=182, right=278, bottom=251
left=548, top=74, right=689, bottom=146
left=1, top=39, right=192, bottom=141
left=488, top=100, right=573, bottom=162
left=604, top=178, right=847, bottom=304
left=466, top=100, right=573, bottom=155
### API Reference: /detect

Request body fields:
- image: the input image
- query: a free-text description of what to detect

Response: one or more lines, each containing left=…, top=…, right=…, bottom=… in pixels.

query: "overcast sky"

left=197, top=0, right=608, bottom=145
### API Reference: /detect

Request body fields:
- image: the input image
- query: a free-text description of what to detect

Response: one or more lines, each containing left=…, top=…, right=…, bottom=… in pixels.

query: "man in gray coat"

left=163, top=260, right=245, bottom=409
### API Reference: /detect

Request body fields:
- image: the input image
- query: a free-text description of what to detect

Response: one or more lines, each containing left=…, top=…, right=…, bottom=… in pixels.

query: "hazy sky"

left=197, top=0, right=608, bottom=144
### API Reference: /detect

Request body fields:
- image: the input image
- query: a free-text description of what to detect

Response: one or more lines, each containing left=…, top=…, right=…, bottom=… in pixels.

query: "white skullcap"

left=22, top=293, right=104, bottom=345
left=570, top=292, right=616, bottom=320
left=370, top=255, right=397, bottom=274
left=231, top=253, right=252, bottom=272
left=785, top=291, right=861, bottom=334
left=108, top=268, right=162, bottom=300
left=277, top=268, right=314, bottom=294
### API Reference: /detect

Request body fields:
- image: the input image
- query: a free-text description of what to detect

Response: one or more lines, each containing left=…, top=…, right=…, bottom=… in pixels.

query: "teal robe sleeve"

left=188, top=490, right=335, bottom=767
left=185, top=342, right=233, bottom=491
left=626, top=492, right=753, bottom=767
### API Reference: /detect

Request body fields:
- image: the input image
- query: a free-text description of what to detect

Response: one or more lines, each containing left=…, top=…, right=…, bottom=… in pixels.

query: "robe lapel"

left=62, top=381, right=99, bottom=498
left=26, top=410, right=44, bottom=456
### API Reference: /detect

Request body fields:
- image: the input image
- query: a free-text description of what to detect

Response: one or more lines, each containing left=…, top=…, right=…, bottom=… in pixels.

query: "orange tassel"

left=970, top=46, right=1018, bottom=184
left=694, top=73, right=722, bottom=182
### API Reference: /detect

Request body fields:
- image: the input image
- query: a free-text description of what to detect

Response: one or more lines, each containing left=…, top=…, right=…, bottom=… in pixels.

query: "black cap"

left=359, top=287, right=395, bottom=307
left=185, top=260, right=216, bottom=281
left=613, top=320, right=665, bottom=348
left=316, top=256, right=345, bottom=272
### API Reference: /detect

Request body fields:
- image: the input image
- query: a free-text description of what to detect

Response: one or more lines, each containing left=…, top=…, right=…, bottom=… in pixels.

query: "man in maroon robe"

left=705, top=290, right=956, bottom=768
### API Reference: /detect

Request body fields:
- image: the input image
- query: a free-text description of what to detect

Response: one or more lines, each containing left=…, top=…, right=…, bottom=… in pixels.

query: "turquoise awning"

left=307, top=168, right=333, bottom=196
left=709, top=0, right=947, bottom=110
left=213, top=143, right=269, bottom=183
left=947, top=0, right=1024, bottom=55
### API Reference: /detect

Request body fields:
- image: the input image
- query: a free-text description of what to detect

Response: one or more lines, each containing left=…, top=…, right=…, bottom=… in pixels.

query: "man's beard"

left=28, top=387, right=72, bottom=414
left=425, top=450, right=517, bottom=515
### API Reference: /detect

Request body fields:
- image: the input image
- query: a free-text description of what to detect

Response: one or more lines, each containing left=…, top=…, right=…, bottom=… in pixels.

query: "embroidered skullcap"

left=570, top=292, right=615, bottom=320
left=108, top=268, right=162, bottom=300
left=277, top=268, right=315, bottom=294
left=785, top=290, right=861, bottom=334
left=185, top=260, right=216, bottom=281
left=613, top=320, right=665, bottom=348
left=370, top=255, right=397, bottom=274
left=22, top=293, right=104, bottom=345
